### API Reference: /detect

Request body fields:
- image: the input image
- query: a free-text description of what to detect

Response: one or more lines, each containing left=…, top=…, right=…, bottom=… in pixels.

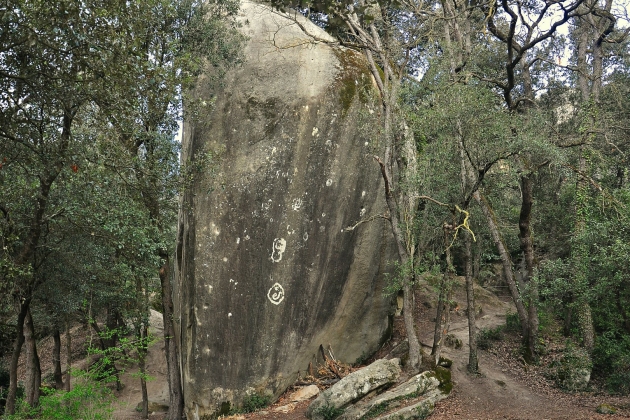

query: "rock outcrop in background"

left=174, top=2, right=396, bottom=417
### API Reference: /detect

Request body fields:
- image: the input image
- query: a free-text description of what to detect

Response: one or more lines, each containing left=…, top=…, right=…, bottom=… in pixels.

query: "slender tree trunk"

left=474, top=192, right=529, bottom=336
left=6, top=299, right=30, bottom=414
left=53, top=328, right=64, bottom=389
left=458, top=128, right=478, bottom=373
left=432, top=224, right=454, bottom=363
left=24, top=308, right=41, bottom=407
left=88, top=317, right=122, bottom=389
left=65, top=318, right=71, bottom=392
left=160, top=256, right=184, bottom=419
left=518, top=174, right=539, bottom=362
left=464, top=230, right=478, bottom=373
left=432, top=280, right=446, bottom=362
left=139, top=324, right=149, bottom=419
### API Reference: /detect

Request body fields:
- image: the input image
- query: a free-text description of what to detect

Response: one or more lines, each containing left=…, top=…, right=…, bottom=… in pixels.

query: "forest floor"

left=18, top=278, right=630, bottom=419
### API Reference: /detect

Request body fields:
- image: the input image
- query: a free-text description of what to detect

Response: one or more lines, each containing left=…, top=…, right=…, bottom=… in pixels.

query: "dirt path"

left=424, top=280, right=630, bottom=420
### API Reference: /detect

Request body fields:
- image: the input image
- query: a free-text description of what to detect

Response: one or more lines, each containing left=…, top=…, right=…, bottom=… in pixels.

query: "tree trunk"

left=88, top=317, right=121, bottom=389
left=432, top=279, right=446, bottom=363
left=6, top=299, right=30, bottom=415
left=24, top=308, right=41, bottom=407
left=465, top=230, right=478, bottom=373
left=53, top=328, right=64, bottom=389
left=432, top=224, right=455, bottom=364
left=160, top=256, right=184, bottom=420
left=573, top=150, right=595, bottom=352
left=474, top=192, right=529, bottom=337
left=65, top=318, right=71, bottom=391
left=518, top=174, right=539, bottom=362
left=138, top=325, right=149, bottom=419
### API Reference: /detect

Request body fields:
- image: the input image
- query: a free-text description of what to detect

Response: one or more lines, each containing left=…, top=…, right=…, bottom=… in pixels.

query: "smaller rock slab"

left=289, top=384, right=320, bottom=402
left=306, top=359, right=401, bottom=420
left=339, top=371, right=439, bottom=420
left=274, top=402, right=297, bottom=413
left=374, top=389, right=443, bottom=420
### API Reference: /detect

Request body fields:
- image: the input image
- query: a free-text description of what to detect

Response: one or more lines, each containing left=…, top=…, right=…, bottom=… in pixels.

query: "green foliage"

left=593, top=333, right=630, bottom=395
left=546, top=341, right=593, bottom=392
left=477, top=326, right=504, bottom=350
left=505, top=311, right=521, bottom=333
left=3, top=371, right=113, bottom=420
left=240, top=393, right=271, bottom=413
left=313, top=403, right=344, bottom=420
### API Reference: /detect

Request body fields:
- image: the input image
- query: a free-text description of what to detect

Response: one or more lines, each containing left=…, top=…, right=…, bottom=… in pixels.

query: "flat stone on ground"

left=289, top=385, right=320, bottom=402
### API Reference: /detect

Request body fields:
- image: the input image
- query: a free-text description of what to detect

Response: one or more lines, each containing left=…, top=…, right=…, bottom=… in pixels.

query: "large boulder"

left=174, top=1, right=396, bottom=418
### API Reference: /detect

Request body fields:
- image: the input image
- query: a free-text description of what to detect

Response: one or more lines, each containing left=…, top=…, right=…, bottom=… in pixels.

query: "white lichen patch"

left=267, top=283, right=285, bottom=305
left=326, top=179, right=333, bottom=187
left=206, top=285, right=213, bottom=293
left=194, top=307, right=202, bottom=326
left=223, top=257, right=228, bottom=262
left=236, top=237, right=240, bottom=244
left=312, top=127, right=319, bottom=137
left=362, top=190, right=366, bottom=197
left=292, top=198, right=303, bottom=211
left=271, top=238, right=287, bottom=262
left=303, top=232, right=309, bottom=242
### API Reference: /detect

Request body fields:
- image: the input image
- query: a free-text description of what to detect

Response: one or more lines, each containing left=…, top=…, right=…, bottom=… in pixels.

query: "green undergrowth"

left=2, top=370, right=114, bottom=420
left=314, top=402, right=345, bottom=420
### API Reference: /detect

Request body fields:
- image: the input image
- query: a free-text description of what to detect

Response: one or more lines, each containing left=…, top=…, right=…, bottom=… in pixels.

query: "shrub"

left=593, top=333, right=630, bottom=395
left=547, top=341, right=592, bottom=392
left=4, top=370, right=114, bottom=420
left=505, top=311, right=521, bottom=333
left=477, top=326, right=504, bottom=350
left=314, top=403, right=344, bottom=420
left=42, top=374, right=114, bottom=420
left=241, top=392, right=270, bottom=413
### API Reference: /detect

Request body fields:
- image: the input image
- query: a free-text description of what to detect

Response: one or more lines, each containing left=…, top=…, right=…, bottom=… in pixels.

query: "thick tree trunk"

left=65, top=318, right=71, bottom=391
left=53, top=328, right=64, bottom=389
left=518, top=174, right=539, bottom=362
left=6, top=299, right=30, bottom=415
left=402, top=280, right=421, bottom=371
left=160, top=257, right=184, bottom=419
left=464, top=230, right=478, bottom=373
left=24, top=308, right=41, bottom=407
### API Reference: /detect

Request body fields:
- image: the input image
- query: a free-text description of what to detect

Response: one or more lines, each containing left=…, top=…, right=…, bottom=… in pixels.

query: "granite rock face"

left=174, top=2, right=396, bottom=418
